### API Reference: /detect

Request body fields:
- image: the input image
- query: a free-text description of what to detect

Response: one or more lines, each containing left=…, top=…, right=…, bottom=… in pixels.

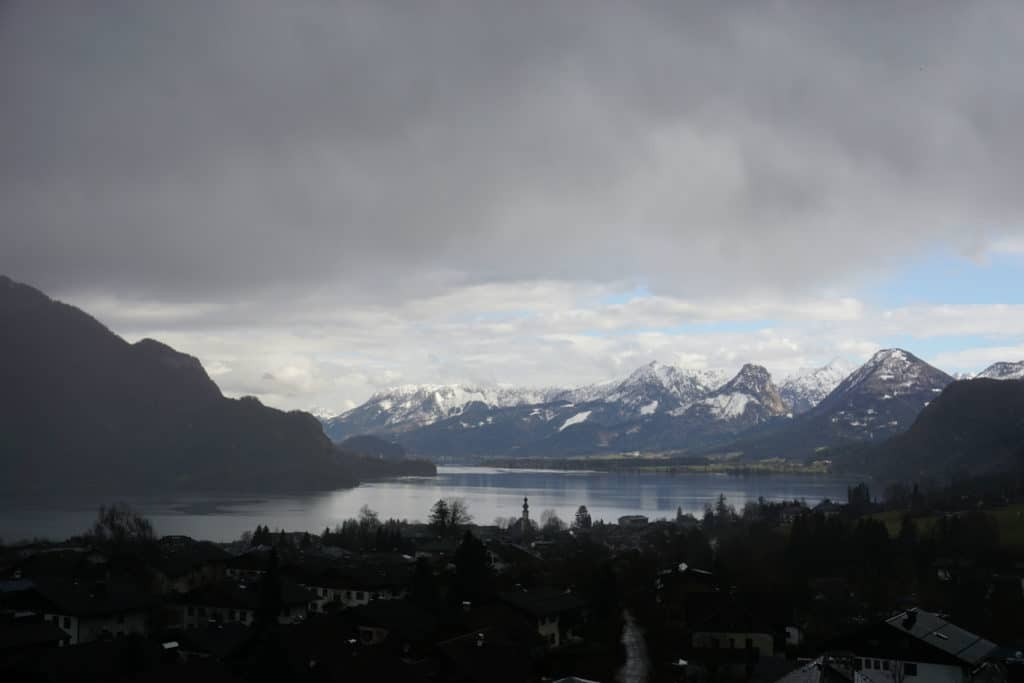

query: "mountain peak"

left=976, top=360, right=1024, bottom=381
left=779, top=358, right=855, bottom=414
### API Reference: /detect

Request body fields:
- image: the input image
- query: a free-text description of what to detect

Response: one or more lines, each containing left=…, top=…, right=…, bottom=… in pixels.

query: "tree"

left=429, top=497, right=473, bottom=535
left=429, top=499, right=449, bottom=533
left=454, top=530, right=493, bottom=603
left=358, top=504, right=380, bottom=529
left=409, top=557, right=439, bottom=610
left=87, top=503, right=155, bottom=553
left=573, top=505, right=592, bottom=529
left=541, top=509, right=565, bottom=533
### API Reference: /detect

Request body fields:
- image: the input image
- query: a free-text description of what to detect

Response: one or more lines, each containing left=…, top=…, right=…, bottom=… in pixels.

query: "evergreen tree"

left=453, top=530, right=493, bottom=603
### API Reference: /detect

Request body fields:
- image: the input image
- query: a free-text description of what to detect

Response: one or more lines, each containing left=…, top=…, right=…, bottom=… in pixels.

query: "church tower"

left=520, top=496, right=531, bottom=537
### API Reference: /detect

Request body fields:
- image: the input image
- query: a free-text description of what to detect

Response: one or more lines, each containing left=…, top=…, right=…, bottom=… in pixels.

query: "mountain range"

left=322, top=352, right=1023, bottom=462
left=0, top=276, right=433, bottom=494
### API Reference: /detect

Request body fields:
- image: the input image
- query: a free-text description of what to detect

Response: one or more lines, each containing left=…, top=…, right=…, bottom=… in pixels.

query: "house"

left=0, top=619, right=70, bottom=659
left=436, top=627, right=536, bottom=683
left=497, top=588, right=586, bottom=648
left=153, top=539, right=229, bottom=594
left=176, top=579, right=314, bottom=628
left=300, top=565, right=410, bottom=612
left=772, top=654, right=857, bottom=682
left=824, top=607, right=1001, bottom=682
left=174, top=622, right=252, bottom=662
left=654, top=562, right=718, bottom=617
left=779, top=503, right=807, bottom=525
left=812, top=500, right=846, bottom=518
left=690, top=597, right=779, bottom=659
left=28, top=578, right=157, bottom=645
left=351, top=599, right=436, bottom=652
left=224, top=551, right=271, bottom=581
left=618, top=515, right=649, bottom=529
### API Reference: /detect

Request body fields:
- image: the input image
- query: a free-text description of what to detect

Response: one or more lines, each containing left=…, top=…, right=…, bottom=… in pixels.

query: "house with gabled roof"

left=824, top=607, right=1001, bottom=682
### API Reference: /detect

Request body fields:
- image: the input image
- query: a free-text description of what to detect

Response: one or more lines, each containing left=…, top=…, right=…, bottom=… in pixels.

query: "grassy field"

left=870, top=503, right=1024, bottom=549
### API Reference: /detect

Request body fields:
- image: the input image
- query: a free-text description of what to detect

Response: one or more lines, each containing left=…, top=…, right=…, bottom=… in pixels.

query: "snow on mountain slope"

left=809, top=348, right=953, bottom=438
left=321, top=383, right=563, bottom=440
left=559, top=410, right=592, bottom=431
left=673, top=364, right=786, bottom=423
left=562, top=361, right=729, bottom=413
left=976, top=361, right=1024, bottom=380
left=779, top=358, right=855, bottom=414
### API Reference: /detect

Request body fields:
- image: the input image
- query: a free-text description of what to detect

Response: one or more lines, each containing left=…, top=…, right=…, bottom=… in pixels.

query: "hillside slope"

left=0, top=276, right=420, bottom=493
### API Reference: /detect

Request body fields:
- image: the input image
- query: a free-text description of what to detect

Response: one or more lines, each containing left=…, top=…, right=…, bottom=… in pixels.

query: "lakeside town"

left=2, top=482, right=1022, bottom=682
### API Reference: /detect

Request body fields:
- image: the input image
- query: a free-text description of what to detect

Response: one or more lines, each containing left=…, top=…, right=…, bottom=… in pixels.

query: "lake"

left=0, top=467, right=859, bottom=542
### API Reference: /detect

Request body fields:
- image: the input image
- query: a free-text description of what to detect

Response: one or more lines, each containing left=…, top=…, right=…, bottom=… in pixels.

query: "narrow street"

left=616, top=610, right=650, bottom=683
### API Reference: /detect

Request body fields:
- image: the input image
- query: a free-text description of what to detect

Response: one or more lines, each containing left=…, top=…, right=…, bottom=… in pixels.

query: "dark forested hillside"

left=843, top=378, right=1024, bottom=481
left=0, top=276, right=431, bottom=493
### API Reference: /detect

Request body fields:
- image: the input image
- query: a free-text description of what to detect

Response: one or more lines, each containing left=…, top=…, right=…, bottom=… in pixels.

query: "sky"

left=2, top=1, right=1023, bottom=413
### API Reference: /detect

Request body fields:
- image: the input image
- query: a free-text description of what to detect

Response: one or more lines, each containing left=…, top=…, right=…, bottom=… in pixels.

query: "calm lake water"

left=0, top=467, right=858, bottom=543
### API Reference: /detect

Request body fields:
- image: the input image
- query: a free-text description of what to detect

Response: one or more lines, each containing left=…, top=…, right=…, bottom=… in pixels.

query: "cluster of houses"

left=0, top=499, right=1020, bottom=682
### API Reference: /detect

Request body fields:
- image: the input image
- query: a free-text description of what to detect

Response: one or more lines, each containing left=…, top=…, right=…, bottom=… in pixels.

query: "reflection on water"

left=0, top=466, right=859, bottom=542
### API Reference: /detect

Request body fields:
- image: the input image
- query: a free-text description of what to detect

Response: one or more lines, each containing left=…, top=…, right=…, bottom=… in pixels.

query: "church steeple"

left=519, top=496, right=531, bottom=537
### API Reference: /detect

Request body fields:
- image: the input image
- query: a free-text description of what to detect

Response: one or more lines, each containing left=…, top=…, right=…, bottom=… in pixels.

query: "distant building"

left=225, top=551, right=271, bottom=581
left=824, top=607, right=1001, bottom=682
left=812, top=500, right=845, bottom=518
left=28, top=579, right=156, bottom=645
left=618, top=515, right=649, bottom=529
left=298, top=566, right=410, bottom=612
left=152, top=537, right=228, bottom=594
left=498, top=588, right=585, bottom=648
left=175, top=579, right=314, bottom=628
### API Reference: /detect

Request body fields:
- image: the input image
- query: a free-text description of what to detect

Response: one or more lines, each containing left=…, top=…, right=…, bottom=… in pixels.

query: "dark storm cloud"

left=2, top=0, right=1023, bottom=304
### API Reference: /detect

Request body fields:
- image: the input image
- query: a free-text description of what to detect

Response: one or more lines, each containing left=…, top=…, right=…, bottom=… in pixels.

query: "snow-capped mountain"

left=976, top=360, right=1024, bottom=381
left=726, top=349, right=956, bottom=460
left=319, top=349, right=996, bottom=461
left=560, top=361, right=729, bottom=416
left=678, top=364, right=786, bottom=422
left=809, top=348, right=953, bottom=439
left=321, top=384, right=562, bottom=441
left=779, top=359, right=855, bottom=414
left=323, top=362, right=734, bottom=441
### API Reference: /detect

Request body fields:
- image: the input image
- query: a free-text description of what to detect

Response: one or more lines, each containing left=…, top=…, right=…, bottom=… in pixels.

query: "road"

left=616, top=610, right=650, bottom=683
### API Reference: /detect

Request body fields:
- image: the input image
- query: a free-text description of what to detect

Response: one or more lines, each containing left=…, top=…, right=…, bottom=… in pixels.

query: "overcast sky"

left=3, top=1, right=1024, bottom=412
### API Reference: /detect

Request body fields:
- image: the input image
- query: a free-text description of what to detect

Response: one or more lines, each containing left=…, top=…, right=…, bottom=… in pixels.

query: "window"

left=117, top=614, right=125, bottom=624
left=232, top=611, right=239, bottom=621
left=548, top=633, right=556, bottom=646
left=187, top=607, right=195, bottom=616
left=728, top=638, right=735, bottom=648
left=62, top=616, right=70, bottom=629
left=855, top=658, right=863, bottom=671
left=882, top=660, right=890, bottom=671
left=745, top=638, right=753, bottom=650
left=904, top=662, right=918, bottom=676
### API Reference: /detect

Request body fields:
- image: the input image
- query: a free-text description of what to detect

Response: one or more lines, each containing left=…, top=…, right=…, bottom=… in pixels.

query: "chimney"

left=461, top=600, right=472, bottom=613
left=901, top=609, right=918, bottom=630
left=476, top=632, right=485, bottom=648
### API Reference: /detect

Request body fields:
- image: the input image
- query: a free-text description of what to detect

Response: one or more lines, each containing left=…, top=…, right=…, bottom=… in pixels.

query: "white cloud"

left=67, top=283, right=1022, bottom=413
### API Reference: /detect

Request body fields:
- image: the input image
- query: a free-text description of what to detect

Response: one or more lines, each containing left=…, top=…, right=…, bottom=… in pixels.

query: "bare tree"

left=358, top=504, right=380, bottom=528
left=87, top=502, right=155, bottom=554
left=540, top=509, right=565, bottom=533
